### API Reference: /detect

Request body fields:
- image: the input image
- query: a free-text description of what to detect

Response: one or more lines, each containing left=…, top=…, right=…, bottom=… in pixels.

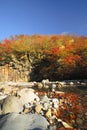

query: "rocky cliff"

left=0, top=60, right=31, bottom=82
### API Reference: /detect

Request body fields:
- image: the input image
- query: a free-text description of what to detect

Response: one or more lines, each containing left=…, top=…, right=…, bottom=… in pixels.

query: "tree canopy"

left=0, top=34, right=87, bottom=81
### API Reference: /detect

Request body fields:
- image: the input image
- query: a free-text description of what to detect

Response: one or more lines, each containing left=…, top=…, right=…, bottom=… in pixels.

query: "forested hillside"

left=0, top=34, right=87, bottom=81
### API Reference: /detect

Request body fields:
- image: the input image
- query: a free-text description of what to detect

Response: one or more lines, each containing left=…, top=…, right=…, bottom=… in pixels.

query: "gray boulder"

left=2, top=96, right=23, bottom=114
left=0, top=113, right=49, bottom=130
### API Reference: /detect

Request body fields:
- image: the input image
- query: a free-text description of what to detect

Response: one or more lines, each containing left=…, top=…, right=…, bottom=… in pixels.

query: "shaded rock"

left=84, top=112, right=87, bottom=116
left=49, top=125, right=57, bottom=130
left=76, top=117, right=83, bottom=126
left=0, top=104, right=2, bottom=114
left=41, top=94, right=50, bottom=103
left=2, top=96, right=23, bottom=114
left=43, top=102, right=50, bottom=110
left=0, top=113, right=49, bottom=130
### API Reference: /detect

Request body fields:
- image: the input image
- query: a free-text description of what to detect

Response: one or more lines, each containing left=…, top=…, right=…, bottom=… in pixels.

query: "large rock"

left=17, top=88, right=35, bottom=96
left=2, top=96, right=23, bottom=114
left=18, top=88, right=40, bottom=105
left=0, top=113, right=49, bottom=130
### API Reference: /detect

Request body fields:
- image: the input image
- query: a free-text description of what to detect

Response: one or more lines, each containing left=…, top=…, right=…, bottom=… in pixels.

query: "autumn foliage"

left=0, top=34, right=87, bottom=81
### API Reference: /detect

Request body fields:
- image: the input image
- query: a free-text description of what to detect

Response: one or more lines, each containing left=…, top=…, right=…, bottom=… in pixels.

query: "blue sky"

left=0, top=0, right=87, bottom=40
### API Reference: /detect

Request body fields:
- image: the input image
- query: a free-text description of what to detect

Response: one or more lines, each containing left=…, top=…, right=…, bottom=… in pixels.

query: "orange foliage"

left=49, top=47, right=61, bottom=55
left=63, top=54, right=81, bottom=66
left=0, top=34, right=87, bottom=79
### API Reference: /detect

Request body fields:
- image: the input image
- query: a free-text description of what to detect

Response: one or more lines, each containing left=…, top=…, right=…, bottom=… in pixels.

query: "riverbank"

left=0, top=80, right=87, bottom=130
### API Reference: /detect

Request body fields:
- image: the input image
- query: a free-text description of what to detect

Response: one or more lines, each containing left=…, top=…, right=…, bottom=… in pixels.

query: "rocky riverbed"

left=0, top=80, right=87, bottom=130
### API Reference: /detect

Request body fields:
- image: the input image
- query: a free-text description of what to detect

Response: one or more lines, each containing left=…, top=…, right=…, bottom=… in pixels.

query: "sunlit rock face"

left=0, top=63, right=30, bottom=82
left=18, top=88, right=40, bottom=105
left=2, top=96, right=23, bottom=114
